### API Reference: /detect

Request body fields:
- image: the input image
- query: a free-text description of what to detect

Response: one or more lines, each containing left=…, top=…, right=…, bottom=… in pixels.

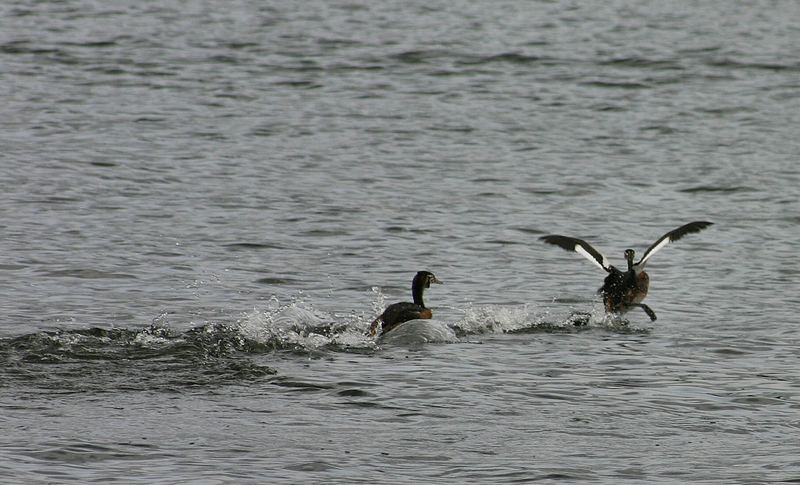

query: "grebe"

left=540, top=221, right=712, bottom=321
left=368, top=271, right=442, bottom=337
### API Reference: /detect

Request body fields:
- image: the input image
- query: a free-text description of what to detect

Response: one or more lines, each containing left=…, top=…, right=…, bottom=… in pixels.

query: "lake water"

left=1, top=1, right=799, bottom=483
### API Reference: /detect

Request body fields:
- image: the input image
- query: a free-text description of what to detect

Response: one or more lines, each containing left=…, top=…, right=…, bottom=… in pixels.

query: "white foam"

left=132, top=331, right=172, bottom=347
left=454, top=303, right=533, bottom=334
left=237, top=296, right=376, bottom=351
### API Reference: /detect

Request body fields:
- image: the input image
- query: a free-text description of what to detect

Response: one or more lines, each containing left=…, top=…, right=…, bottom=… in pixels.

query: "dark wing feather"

left=636, top=221, right=713, bottom=267
left=540, top=235, right=611, bottom=272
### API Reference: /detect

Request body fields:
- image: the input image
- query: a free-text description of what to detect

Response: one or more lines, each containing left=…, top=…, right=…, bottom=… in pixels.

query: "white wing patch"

left=574, top=244, right=610, bottom=271
left=636, top=237, right=670, bottom=268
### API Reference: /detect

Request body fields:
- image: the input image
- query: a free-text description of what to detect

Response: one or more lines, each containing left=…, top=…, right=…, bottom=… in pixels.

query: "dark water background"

left=1, top=1, right=799, bottom=483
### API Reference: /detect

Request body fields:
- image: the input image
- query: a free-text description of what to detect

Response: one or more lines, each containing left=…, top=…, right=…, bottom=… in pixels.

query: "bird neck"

left=412, top=284, right=426, bottom=307
left=625, top=251, right=637, bottom=273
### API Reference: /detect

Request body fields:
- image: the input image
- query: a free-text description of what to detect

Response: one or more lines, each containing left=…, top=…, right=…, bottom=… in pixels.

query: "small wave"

left=0, top=41, right=64, bottom=56
left=706, top=58, right=800, bottom=72
left=41, top=269, right=137, bottom=279
left=466, top=52, right=544, bottom=65
left=389, top=50, right=550, bottom=68
left=254, top=277, right=298, bottom=285
left=223, top=242, right=288, bottom=250
left=580, top=80, right=651, bottom=89
left=598, top=57, right=683, bottom=70
left=390, top=49, right=447, bottom=64
left=679, top=185, right=756, bottom=194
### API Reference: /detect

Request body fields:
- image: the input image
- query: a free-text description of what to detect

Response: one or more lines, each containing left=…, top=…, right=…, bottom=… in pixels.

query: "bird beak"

left=432, top=276, right=443, bottom=284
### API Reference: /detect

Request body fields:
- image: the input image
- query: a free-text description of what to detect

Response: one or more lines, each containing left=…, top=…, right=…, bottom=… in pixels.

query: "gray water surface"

left=1, top=1, right=799, bottom=483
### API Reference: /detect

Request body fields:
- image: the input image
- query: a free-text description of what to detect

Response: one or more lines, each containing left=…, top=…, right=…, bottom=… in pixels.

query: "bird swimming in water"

left=540, top=221, right=713, bottom=321
left=368, top=271, right=442, bottom=337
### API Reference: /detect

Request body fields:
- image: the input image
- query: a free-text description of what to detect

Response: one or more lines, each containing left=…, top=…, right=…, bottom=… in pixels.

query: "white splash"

left=454, top=303, right=534, bottom=334
left=237, top=296, right=375, bottom=351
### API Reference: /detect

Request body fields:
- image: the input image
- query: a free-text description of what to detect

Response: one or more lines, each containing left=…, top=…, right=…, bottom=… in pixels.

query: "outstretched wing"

left=636, top=221, right=713, bottom=268
left=540, top=235, right=612, bottom=272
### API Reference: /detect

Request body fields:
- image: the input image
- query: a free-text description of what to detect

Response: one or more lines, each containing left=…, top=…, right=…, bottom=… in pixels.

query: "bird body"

left=369, top=271, right=442, bottom=336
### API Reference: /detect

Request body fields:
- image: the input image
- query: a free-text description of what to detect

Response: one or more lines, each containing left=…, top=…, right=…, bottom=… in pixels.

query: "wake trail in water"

left=0, top=294, right=651, bottom=392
